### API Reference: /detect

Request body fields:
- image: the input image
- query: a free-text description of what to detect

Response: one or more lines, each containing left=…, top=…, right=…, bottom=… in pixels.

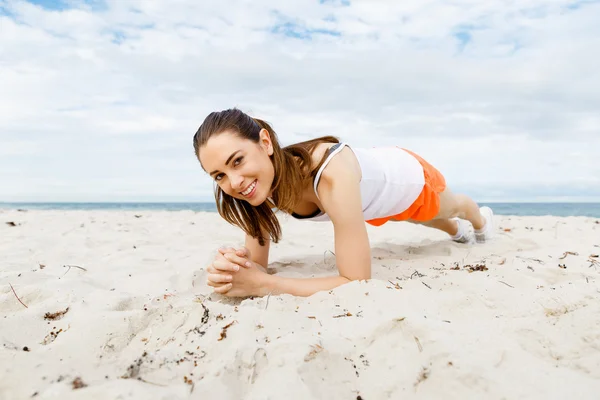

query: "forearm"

left=261, top=274, right=351, bottom=297
left=245, top=233, right=270, bottom=268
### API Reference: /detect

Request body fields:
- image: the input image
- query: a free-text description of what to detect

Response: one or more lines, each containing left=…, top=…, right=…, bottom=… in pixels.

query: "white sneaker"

left=474, top=206, right=495, bottom=243
left=451, top=218, right=474, bottom=244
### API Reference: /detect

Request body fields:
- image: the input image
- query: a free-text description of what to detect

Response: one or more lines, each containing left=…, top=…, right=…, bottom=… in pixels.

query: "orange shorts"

left=366, top=149, right=446, bottom=226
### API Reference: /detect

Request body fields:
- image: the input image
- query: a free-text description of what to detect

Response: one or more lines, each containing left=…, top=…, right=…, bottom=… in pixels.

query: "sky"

left=1, top=0, right=599, bottom=203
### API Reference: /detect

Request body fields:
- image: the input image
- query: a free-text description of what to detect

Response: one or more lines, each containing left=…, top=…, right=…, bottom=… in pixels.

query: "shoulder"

left=318, top=144, right=361, bottom=186
left=315, top=144, right=362, bottom=203
left=309, top=142, right=336, bottom=168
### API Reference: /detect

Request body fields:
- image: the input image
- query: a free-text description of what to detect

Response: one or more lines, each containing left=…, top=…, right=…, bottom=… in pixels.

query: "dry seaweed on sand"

left=44, top=307, right=69, bottom=321
left=218, top=321, right=236, bottom=341
left=415, top=366, right=430, bottom=387
left=304, top=344, right=324, bottom=362
left=465, top=264, right=488, bottom=273
left=121, top=351, right=148, bottom=379
left=72, top=377, right=87, bottom=389
left=41, top=328, right=63, bottom=345
left=201, top=303, right=209, bottom=324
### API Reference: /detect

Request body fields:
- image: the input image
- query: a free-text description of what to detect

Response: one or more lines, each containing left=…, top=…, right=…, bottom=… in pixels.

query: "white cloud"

left=0, top=0, right=599, bottom=202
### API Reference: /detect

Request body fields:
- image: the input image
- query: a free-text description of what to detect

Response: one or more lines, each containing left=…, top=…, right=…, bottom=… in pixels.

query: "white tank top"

left=291, top=143, right=425, bottom=222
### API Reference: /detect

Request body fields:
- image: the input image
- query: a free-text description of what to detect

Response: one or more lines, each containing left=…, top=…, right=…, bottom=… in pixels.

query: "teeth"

left=242, top=181, right=256, bottom=196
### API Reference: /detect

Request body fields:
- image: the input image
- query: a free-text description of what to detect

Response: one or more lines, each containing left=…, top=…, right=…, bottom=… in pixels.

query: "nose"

left=230, top=174, right=244, bottom=191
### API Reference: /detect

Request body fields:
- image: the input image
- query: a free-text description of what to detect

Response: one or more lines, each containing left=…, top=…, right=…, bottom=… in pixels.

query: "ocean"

left=1, top=202, right=599, bottom=218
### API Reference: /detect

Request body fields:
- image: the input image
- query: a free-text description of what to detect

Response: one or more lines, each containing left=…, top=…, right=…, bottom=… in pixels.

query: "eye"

left=214, top=156, right=243, bottom=182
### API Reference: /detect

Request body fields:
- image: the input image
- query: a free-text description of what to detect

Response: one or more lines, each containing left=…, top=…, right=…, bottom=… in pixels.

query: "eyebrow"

left=209, top=150, right=241, bottom=177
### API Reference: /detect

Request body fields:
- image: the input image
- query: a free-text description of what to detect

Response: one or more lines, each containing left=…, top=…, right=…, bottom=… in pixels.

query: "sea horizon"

left=1, top=201, right=600, bottom=218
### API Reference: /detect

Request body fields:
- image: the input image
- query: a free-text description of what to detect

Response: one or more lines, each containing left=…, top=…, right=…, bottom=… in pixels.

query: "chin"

left=247, top=193, right=267, bottom=206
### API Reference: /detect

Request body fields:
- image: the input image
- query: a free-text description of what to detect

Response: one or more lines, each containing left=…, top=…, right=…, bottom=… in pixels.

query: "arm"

left=261, top=151, right=371, bottom=297
left=244, top=230, right=270, bottom=273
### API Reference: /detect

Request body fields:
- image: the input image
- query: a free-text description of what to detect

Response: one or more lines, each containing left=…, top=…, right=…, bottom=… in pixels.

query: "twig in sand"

left=323, top=250, right=335, bottom=264
left=9, top=283, right=28, bottom=308
left=516, top=256, right=545, bottom=264
left=559, top=251, right=578, bottom=260
left=333, top=312, right=353, bottom=318
left=66, top=265, right=87, bottom=271
left=414, top=336, right=423, bottom=352
left=421, top=282, right=432, bottom=289
left=387, top=280, right=401, bottom=290
left=264, top=292, right=272, bottom=310
left=61, top=265, right=87, bottom=278
left=139, top=378, right=167, bottom=387
left=498, top=281, right=514, bottom=288
left=411, top=270, right=426, bottom=279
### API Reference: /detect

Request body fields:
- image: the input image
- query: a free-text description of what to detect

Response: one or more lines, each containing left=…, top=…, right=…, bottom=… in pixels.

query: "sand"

left=1, top=209, right=599, bottom=399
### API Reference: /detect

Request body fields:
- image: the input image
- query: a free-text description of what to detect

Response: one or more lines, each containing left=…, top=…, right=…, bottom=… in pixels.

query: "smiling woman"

left=193, top=108, right=339, bottom=246
left=192, top=108, right=495, bottom=298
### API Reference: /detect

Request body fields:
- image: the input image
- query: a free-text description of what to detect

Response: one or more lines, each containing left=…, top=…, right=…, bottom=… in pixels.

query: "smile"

left=241, top=180, right=257, bottom=197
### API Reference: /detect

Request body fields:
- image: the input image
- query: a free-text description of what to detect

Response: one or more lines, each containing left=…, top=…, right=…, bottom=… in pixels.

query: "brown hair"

left=193, top=108, right=338, bottom=245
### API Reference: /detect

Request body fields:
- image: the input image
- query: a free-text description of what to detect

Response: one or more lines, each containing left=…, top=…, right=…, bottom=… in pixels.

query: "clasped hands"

left=205, top=246, right=270, bottom=297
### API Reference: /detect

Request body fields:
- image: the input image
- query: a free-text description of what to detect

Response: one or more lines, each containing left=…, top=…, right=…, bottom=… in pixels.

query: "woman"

left=193, top=108, right=494, bottom=297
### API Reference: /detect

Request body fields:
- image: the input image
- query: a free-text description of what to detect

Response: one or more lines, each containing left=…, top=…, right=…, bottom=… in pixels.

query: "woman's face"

left=199, top=129, right=275, bottom=206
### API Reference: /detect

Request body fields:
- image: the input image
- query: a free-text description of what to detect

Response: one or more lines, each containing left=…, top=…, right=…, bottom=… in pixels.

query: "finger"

left=207, top=273, right=232, bottom=284
left=214, top=251, right=228, bottom=262
left=212, top=260, right=240, bottom=272
left=206, top=263, right=230, bottom=274
left=235, top=247, right=248, bottom=257
left=206, top=280, right=222, bottom=287
left=218, top=246, right=236, bottom=255
left=219, top=246, right=248, bottom=258
left=214, top=283, right=232, bottom=294
left=206, top=279, right=229, bottom=288
left=223, top=253, right=252, bottom=268
left=206, top=264, right=218, bottom=274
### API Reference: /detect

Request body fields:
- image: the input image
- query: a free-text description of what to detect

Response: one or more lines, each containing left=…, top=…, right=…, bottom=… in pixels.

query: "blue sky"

left=1, top=0, right=599, bottom=202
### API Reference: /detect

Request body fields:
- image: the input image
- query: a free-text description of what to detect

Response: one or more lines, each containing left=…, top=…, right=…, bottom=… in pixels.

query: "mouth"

left=240, top=179, right=257, bottom=198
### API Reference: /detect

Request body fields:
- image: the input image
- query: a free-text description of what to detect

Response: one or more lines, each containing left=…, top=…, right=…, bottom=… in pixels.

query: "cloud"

left=0, top=0, right=599, bottom=202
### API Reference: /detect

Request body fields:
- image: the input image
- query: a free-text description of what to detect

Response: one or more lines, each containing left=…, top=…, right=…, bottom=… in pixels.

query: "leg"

left=435, top=188, right=495, bottom=242
left=418, top=218, right=459, bottom=236
left=400, top=188, right=492, bottom=243
left=434, top=188, right=485, bottom=230
left=408, top=218, right=473, bottom=243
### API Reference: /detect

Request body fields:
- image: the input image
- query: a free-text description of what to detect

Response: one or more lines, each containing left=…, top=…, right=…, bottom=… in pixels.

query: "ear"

left=259, top=128, right=274, bottom=156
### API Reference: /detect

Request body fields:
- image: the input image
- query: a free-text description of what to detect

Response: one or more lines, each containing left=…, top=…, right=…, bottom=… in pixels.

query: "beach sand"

left=1, top=209, right=599, bottom=399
